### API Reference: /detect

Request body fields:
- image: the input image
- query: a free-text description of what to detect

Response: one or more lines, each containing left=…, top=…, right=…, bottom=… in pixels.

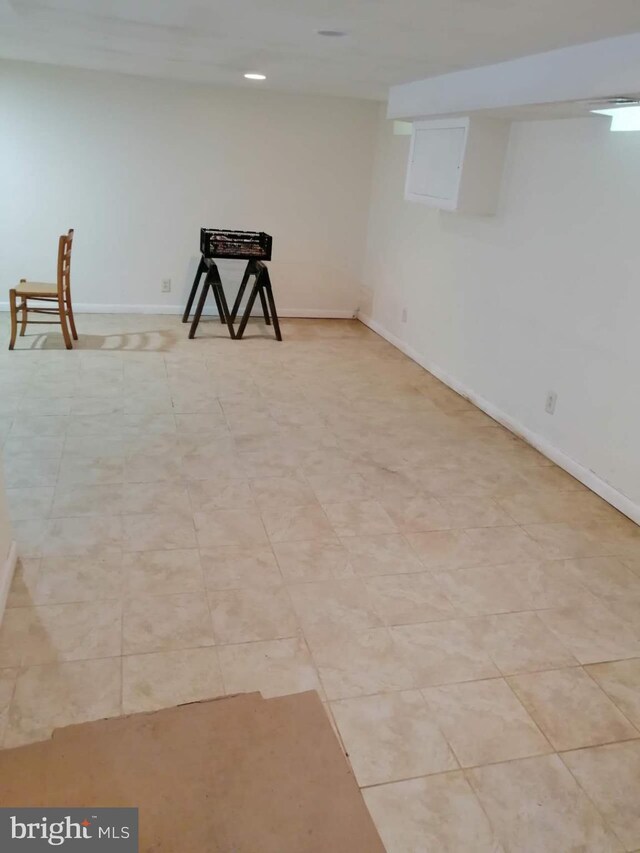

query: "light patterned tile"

left=423, top=678, right=551, bottom=767
left=261, top=504, right=335, bottom=543
left=217, top=637, right=322, bottom=699
left=562, top=741, right=640, bottom=852
left=323, top=500, right=397, bottom=537
left=122, top=647, right=224, bottom=714
left=208, top=587, right=298, bottom=643
left=392, top=619, right=500, bottom=687
left=330, top=691, right=457, bottom=786
left=365, top=572, right=455, bottom=626
left=363, top=773, right=504, bottom=853
left=509, top=667, right=638, bottom=750
left=200, top=546, right=282, bottom=589
left=122, top=593, right=214, bottom=654
left=307, top=627, right=414, bottom=700
left=468, top=755, right=623, bottom=852
left=4, top=659, right=122, bottom=747
left=586, top=659, right=640, bottom=729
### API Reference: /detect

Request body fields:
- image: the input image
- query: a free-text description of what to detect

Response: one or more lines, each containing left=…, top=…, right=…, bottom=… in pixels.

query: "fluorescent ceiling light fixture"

left=591, top=105, right=640, bottom=131
left=244, top=73, right=266, bottom=80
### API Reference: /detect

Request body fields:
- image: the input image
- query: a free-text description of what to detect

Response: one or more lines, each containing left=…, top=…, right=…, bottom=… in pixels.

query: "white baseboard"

left=358, top=313, right=640, bottom=526
left=0, top=541, right=18, bottom=626
left=0, top=303, right=356, bottom=319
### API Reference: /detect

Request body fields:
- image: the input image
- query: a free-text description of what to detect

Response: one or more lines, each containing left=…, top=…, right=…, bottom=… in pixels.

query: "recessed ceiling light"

left=244, top=73, right=266, bottom=80
left=317, top=29, right=347, bottom=37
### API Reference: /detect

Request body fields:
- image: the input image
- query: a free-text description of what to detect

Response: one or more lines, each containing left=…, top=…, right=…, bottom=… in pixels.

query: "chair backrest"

left=56, top=229, right=74, bottom=298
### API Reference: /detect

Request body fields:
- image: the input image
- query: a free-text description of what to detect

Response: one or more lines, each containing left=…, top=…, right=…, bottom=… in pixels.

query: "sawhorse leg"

left=182, top=256, right=205, bottom=323
left=188, top=264, right=236, bottom=340
left=183, top=256, right=225, bottom=324
left=235, top=265, right=282, bottom=341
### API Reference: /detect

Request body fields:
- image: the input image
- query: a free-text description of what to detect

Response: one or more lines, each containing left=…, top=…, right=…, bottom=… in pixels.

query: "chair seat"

left=16, top=280, right=58, bottom=297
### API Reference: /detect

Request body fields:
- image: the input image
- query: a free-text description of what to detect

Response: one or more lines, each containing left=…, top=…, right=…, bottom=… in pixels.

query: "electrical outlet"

left=401, top=307, right=408, bottom=323
left=161, top=278, right=171, bottom=293
left=545, top=391, right=557, bottom=415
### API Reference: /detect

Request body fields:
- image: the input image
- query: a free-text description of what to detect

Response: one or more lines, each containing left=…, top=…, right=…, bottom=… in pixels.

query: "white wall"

left=0, top=60, right=379, bottom=316
left=362, top=105, right=640, bottom=515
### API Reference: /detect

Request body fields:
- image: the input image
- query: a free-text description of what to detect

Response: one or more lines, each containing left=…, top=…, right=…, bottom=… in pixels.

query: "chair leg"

left=58, top=296, right=73, bottom=350
left=8, top=289, right=17, bottom=350
left=20, top=298, right=28, bottom=336
left=66, top=291, right=78, bottom=340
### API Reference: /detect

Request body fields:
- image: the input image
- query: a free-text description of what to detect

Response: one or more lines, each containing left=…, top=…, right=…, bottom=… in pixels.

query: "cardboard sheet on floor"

left=0, top=690, right=384, bottom=852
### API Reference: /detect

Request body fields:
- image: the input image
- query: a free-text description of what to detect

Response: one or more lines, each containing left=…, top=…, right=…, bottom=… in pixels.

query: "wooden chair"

left=9, top=229, right=77, bottom=350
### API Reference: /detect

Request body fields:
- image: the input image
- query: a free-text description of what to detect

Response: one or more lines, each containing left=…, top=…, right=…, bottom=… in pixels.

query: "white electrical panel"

left=405, top=116, right=510, bottom=215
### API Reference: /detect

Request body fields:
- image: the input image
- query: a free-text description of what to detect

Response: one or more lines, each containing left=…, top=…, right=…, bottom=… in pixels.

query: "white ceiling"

left=2, top=0, right=640, bottom=100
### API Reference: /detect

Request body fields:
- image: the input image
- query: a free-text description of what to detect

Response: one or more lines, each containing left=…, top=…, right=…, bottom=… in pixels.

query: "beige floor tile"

left=330, top=691, right=457, bottom=786
left=6, top=558, right=41, bottom=608
left=468, top=754, right=623, bottom=852
left=436, top=495, right=516, bottom=528
left=7, top=486, right=55, bottom=520
left=186, top=479, right=254, bottom=512
left=562, top=741, right=640, bottom=851
left=538, top=603, right=640, bottom=664
left=306, top=473, right=372, bottom=503
left=379, top=494, right=451, bottom=533
left=40, top=515, right=123, bottom=557
left=200, top=546, right=282, bottom=589
left=323, top=500, right=397, bottom=537
left=217, top=636, right=322, bottom=699
left=436, top=561, right=597, bottom=616
left=123, top=593, right=214, bottom=654
left=195, top=508, right=269, bottom=549
left=0, top=609, right=29, bottom=667
left=0, top=668, right=17, bottom=745
left=478, top=611, right=578, bottom=674
left=497, top=490, right=623, bottom=525
left=57, top=454, right=124, bottom=486
left=365, top=572, right=455, bottom=625
left=586, top=659, right=640, bottom=729
left=122, top=647, right=224, bottom=714
left=288, top=579, right=382, bottom=632
left=261, top=503, right=335, bottom=543
left=272, top=540, right=353, bottom=582
left=509, top=667, right=638, bottom=750
left=307, top=626, right=414, bottom=700
left=124, top=450, right=184, bottom=484
left=341, top=533, right=425, bottom=576
left=4, top=658, right=122, bottom=747
left=363, top=773, right=504, bottom=853
left=560, top=556, right=640, bottom=600
left=121, top=481, right=190, bottom=516
left=209, top=587, right=299, bottom=643
left=392, top=620, right=500, bottom=687
left=19, top=601, right=122, bottom=665
left=51, top=483, right=123, bottom=517
left=522, top=522, right=616, bottom=559
left=123, top=512, right=196, bottom=551
left=423, top=678, right=551, bottom=767
left=250, top=476, right=317, bottom=509
left=34, top=555, right=125, bottom=604
left=3, top=453, right=60, bottom=489
left=123, top=549, right=203, bottom=595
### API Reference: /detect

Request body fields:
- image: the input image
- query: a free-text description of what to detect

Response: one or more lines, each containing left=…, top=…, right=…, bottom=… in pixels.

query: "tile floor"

left=2, top=312, right=640, bottom=851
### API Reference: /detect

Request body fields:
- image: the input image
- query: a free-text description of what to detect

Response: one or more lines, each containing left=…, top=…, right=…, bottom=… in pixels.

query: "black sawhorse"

left=184, top=257, right=236, bottom=340
left=231, top=260, right=281, bottom=341
left=183, top=257, right=281, bottom=341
